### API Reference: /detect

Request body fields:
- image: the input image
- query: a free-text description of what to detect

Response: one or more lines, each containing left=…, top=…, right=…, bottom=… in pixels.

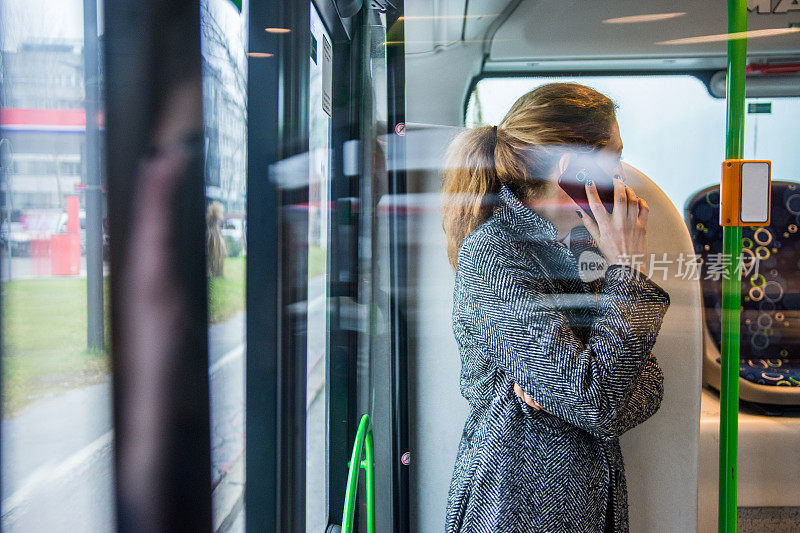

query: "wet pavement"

left=1, top=311, right=247, bottom=532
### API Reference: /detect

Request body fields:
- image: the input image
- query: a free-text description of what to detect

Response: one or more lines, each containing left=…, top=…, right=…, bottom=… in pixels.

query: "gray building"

left=1, top=41, right=87, bottom=212
left=1, top=38, right=246, bottom=222
left=202, top=56, right=246, bottom=216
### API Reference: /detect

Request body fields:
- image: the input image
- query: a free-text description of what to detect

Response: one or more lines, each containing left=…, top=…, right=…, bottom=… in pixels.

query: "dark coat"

left=445, top=184, right=670, bottom=532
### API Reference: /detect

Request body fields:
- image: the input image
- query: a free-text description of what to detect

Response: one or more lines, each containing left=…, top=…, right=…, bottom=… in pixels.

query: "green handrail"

left=341, top=414, right=375, bottom=533
left=720, top=1, right=747, bottom=532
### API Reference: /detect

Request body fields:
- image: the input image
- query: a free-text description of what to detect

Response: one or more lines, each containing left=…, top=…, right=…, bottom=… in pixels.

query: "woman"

left=442, top=83, right=670, bottom=533
left=206, top=201, right=227, bottom=278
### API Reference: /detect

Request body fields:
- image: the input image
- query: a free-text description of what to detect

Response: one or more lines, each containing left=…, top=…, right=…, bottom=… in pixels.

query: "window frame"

left=462, top=69, right=719, bottom=125
left=247, top=0, right=358, bottom=530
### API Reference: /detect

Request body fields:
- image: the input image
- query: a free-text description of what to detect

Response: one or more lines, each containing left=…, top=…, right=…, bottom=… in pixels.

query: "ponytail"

left=441, top=125, right=499, bottom=270
left=440, top=124, right=552, bottom=270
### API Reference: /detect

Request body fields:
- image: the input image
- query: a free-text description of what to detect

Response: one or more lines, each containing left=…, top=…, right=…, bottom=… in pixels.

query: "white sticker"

left=322, top=35, right=332, bottom=117
left=577, top=250, right=608, bottom=282
left=740, top=162, right=770, bottom=223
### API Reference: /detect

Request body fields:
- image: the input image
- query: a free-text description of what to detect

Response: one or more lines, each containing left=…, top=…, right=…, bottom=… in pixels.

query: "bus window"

left=466, top=75, right=800, bottom=212
left=201, top=0, right=247, bottom=529
left=307, top=3, right=332, bottom=530
left=0, top=0, right=112, bottom=529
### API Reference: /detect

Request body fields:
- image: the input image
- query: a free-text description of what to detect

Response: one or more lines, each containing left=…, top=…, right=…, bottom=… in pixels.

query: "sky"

left=0, top=0, right=243, bottom=51
left=0, top=0, right=99, bottom=50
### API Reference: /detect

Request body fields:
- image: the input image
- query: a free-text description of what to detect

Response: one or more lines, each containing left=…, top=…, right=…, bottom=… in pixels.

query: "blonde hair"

left=441, top=82, right=617, bottom=269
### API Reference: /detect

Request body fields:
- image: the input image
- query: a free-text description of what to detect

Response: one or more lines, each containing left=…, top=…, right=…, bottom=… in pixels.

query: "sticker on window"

left=322, top=35, right=332, bottom=117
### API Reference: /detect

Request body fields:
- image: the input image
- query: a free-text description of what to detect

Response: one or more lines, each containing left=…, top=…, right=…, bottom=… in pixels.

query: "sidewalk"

left=1, top=381, right=114, bottom=531
left=212, top=451, right=244, bottom=533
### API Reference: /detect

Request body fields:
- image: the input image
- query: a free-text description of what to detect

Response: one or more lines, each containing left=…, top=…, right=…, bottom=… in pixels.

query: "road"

left=1, top=311, right=247, bottom=532
left=0, top=382, right=115, bottom=531
left=0, top=273, right=327, bottom=531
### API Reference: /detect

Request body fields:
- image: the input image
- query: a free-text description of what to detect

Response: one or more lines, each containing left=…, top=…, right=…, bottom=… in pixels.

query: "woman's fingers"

left=612, top=175, right=627, bottom=221
left=638, top=197, right=649, bottom=225
left=625, top=185, right=639, bottom=221
left=523, top=392, right=542, bottom=410
left=523, top=391, right=532, bottom=404
left=576, top=207, right=600, bottom=242
left=514, top=382, right=543, bottom=411
left=584, top=180, right=608, bottom=223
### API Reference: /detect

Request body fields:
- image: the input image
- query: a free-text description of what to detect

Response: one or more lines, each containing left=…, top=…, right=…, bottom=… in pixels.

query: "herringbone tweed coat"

left=445, top=184, right=670, bottom=533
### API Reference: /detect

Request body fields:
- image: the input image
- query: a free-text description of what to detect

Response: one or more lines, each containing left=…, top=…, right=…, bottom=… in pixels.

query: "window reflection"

left=201, top=0, right=247, bottom=530
left=467, top=76, right=800, bottom=211
left=307, top=5, right=331, bottom=530
left=1, top=0, right=113, bottom=530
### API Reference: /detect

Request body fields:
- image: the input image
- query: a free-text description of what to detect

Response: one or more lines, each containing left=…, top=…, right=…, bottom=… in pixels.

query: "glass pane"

left=400, top=4, right=800, bottom=529
left=201, top=0, right=247, bottom=531
left=307, top=4, right=330, bottom=530
left=466, top=76, right=800, bottom=213
left=0, top=0, right=113, bottom=530
left=356, top=7, right=392, bottom=532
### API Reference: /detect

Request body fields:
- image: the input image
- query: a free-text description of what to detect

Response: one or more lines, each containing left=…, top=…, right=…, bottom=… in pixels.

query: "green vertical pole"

left=363, top=430, right=376, bottom=533
left=720, top=1, right=747, bottom=532
left=341, top=415, right=375, bottom=533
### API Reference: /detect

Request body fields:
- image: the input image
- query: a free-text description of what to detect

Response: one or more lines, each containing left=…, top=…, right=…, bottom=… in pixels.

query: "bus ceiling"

left=485, top=0, right=799, bottom=71
left=402, top=0, right=799, bottom=125
left=403, top=0, right=800, bottom=81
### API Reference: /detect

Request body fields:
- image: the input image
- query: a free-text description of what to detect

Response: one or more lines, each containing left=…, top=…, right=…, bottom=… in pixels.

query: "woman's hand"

left=577, top=176, right=649, bottom=275
left=514, top=382, right=550, bottom=413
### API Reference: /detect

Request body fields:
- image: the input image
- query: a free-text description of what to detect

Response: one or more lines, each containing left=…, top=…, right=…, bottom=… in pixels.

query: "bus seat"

left=402, top=122, right=702, bottom=532
left=684, top=182, right=800, bottom=406
left=613, top=163, right=703, bottom=533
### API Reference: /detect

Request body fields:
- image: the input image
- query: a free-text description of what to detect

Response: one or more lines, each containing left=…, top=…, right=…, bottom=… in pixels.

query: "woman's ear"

left=556, top=153, right=571, bottom=177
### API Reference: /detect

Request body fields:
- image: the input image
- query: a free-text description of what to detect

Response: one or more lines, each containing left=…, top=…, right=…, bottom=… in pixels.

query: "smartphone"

left=557, top=154, right=617, bottom=220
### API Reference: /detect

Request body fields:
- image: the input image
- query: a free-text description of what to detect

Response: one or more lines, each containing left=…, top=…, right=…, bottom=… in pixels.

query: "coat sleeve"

left=609, top=354, right=664, bottom=437
left=458, top=232, right=670, bottom=440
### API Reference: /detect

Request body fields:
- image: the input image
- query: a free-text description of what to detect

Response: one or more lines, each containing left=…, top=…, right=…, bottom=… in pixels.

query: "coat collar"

left=495, top=183, right=559, bottom=242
